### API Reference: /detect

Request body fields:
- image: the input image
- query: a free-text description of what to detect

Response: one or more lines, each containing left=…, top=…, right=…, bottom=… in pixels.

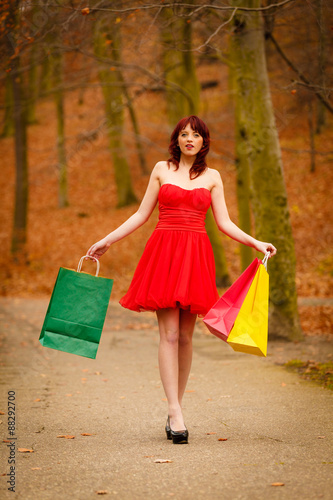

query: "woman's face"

left=178, top=124, right=203, bottom=157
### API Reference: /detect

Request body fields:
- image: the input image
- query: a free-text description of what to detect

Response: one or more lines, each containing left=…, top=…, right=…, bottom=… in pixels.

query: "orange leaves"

left=18, top=448, right=34, bottom=453
left=154, top=458, right=172, bottom=463
left=57, top=433, right=94, bottom=439
left=81, top=7, right=90, bottom=16
left=271, top=482, right=285, bottom=487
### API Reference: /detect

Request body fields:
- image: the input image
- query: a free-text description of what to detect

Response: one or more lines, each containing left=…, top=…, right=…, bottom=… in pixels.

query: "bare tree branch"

left=268, top=32, right=333, bottom=115
left=191, top=8, right=238, bottom=52
left=33, top=0, right=296, bottom=15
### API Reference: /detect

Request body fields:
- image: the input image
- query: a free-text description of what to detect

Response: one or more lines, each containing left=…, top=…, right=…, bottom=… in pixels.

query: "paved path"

left=0, top=298, right=332, bottom=500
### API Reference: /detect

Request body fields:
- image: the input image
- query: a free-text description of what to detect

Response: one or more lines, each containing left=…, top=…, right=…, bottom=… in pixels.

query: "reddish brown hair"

left=167, top=115, right=210, bottom=179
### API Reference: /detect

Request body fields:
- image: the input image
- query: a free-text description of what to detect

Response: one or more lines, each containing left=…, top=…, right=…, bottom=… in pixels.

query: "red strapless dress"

left=119, top=183, right=219, bottom=316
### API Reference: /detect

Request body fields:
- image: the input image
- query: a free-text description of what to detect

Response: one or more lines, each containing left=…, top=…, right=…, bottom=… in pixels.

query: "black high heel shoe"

left=165, top=416, right=172, bottom=440
left=166, top=416, right=189, bottom=444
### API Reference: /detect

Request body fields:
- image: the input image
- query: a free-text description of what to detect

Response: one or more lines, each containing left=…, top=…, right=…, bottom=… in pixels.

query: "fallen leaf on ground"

left=34, top=398, right=41, bottom=402
left=218, top=438, right=228, bottom=441
left=31, top=467, right=41, bottom=470
left=57, top=435, right=75, bottom=439
left=66, top=394, right=73, bottom=397
left=95, top=491, right=108, bottom=495
left=3, top=440, right=11, bottom=443
left=18, top=448, right=34, bottom=453
left=82, top=369, right=89, bottom=372
left=206, top=432, right=216, bottom=435
left=0, top=411, right=5, bottom=415
left=281, top=383, right=287, bottom=387
left=318, top=436, right=325, bottom=439
left=81, top=433, right=93, bottom=436
left=154, top=459, right=172, bottom=463
left=271, top=482, right=284, bottom=487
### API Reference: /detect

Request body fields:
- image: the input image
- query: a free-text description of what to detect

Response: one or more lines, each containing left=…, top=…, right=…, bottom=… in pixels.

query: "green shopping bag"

left=39, top=256, right=113, bottom=359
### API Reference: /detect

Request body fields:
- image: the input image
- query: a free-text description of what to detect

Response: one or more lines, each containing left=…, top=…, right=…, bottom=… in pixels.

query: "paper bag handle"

left=77, top=255, right=100, bottom=277
left=262, top=252, right=270, bottom=270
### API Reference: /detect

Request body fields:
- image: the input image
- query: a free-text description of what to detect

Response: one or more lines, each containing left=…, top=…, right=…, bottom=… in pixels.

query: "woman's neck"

left=179, top=154, right=195, bottom=170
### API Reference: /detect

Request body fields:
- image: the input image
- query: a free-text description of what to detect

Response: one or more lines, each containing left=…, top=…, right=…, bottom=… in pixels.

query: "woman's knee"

left=178, top=329, right=193, bottom=346
left=160, top=327, right=179, bottom=345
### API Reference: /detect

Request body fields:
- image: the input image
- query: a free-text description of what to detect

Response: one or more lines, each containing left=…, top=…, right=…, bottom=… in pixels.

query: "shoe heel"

left=165, top=416, right=172, bottom=440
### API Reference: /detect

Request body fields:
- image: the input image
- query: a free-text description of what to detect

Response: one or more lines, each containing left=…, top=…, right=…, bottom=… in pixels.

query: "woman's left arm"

left=210, top=170, right=277, bottom=258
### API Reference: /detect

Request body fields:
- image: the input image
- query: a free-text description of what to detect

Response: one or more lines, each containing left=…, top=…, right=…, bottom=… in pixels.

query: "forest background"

left=0, top=0, right=332, bottom=339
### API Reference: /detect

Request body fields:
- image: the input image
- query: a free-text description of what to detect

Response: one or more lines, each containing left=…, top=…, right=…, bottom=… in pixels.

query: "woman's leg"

left=156, top=308, right=185, bottom=431
left=178, top=309, right=197, bottom=408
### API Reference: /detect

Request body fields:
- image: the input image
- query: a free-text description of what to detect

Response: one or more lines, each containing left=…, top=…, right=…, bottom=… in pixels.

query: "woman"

left=87, top=115, right=277, bottom=444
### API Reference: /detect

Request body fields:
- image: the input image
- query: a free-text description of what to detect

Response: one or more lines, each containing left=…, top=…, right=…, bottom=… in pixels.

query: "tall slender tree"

left=160, top=4, right=230, bottom=286
left=1, top=75, right=15, bottom=137
left=4, top=0, right=29, bottom=257
left=229, top=60, right=254, bottom=270
left=93, top=13, right=137, bottom=207
left=52, top=49, right=69, bottom=207
left=229, top=0, right=302, bottom=340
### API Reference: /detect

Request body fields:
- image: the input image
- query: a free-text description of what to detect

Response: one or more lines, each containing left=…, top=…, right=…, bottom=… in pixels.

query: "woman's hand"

left=254, top=240, right=277, bottom=258
left=86, top=238, right=111, bottom=260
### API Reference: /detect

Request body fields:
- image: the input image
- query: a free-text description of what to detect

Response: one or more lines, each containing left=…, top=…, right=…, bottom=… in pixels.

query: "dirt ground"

left=0, top=298, right=332, bottom=500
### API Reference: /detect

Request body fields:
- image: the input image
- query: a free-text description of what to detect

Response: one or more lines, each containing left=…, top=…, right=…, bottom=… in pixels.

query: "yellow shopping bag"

left=227, top=257, right=269, bottom=357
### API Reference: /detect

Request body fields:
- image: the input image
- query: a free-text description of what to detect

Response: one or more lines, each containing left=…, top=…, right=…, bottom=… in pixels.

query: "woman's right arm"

left=87, top=163, right=162, bottom=259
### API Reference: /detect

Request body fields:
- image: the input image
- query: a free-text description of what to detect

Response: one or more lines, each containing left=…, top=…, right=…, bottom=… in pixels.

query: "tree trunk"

left=205, top=208, right=231, bottom=287
left=122, top=82, right=149, bottom=175
left=160, top=5, right=200, bottom=125
left=160, top=4, right=230, bottom=287
left=229, top=52, right=253, bottom=270
left=11, top=67, right=29, bottom=257
left=315, top=0, right=327, bottom=134
left=229, top=0, right=302, bottom=341
left=53, top=51, right=69, bottom=208
left=1, top=75, right=15, bottom=137
left=26, top=42, right=39, bottom=125
left=307, top=101, right=316, bottom=173
left=6, top=2, right=29, bottom=258
left=93, top=15, right=137, bottom=207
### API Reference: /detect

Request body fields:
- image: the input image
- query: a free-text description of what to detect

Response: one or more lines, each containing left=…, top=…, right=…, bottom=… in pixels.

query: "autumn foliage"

left=0, top=1, right=332, bottom=336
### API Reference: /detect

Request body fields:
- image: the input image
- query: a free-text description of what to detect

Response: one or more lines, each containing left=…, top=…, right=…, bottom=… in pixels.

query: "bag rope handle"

left=77, top=255, right=100, bottom=277
left=262, top=252, right=270, bottom=270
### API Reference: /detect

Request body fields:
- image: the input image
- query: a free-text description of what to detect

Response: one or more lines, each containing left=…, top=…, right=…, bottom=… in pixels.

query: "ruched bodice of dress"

left=156, top=184, right=211, bottom=233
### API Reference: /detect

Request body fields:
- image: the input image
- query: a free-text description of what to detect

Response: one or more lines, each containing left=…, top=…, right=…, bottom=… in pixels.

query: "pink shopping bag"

left=203, top=258, right=261, bottom=341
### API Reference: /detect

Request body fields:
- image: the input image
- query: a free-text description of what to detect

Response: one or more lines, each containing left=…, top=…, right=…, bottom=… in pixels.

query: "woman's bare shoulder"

left=152, top=160, right=171, bottom=182
left=153, top=160, right=169, bottom=174
left=206, top=167, right=223, bottom=188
